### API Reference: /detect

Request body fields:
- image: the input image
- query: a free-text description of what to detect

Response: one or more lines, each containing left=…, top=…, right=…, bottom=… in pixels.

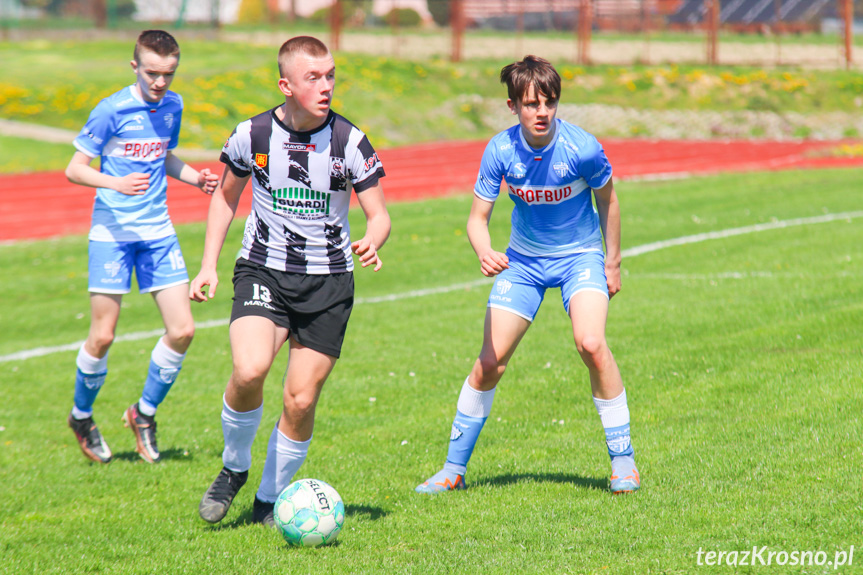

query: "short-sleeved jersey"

left=73, top=85, right=183, bottom=242
left=474, top=119, right=613, bottom=257
left=221, top=108, right=385, bottom=275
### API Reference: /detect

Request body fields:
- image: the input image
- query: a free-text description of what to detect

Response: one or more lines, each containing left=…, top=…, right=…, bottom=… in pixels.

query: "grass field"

left=2, top=38, right=862, bottom=172
left=1, top=167, right=861, bottom=574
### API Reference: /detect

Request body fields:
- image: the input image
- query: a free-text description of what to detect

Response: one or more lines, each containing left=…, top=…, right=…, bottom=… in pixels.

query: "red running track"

left=1, top=139, right=861, bottom=242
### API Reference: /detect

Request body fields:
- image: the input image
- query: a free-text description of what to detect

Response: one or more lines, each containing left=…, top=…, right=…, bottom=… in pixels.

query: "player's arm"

left=65, top=151, right=148, bottom=196
left=164, top=151, right=219, bottom=195
left=467, top=195, right=509, bottom=277
left=352, top=183, right=390, bottom=272
left=189, top=165, right=249, bottom=302
left=593, top=177, right=622, bottom=298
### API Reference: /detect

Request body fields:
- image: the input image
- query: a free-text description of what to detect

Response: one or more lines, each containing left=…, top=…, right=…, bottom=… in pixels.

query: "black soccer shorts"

left=230, top=258, right=354, bottom=358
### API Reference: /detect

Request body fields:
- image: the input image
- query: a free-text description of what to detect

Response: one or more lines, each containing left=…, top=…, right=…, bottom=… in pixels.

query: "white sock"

left=593, top=390, right=630, bottom=429
left=76, top=345, right=107, bottom=374
left=456, top=376, right=496, bottom=419
left=256, top=424, right=311, bottom=503
left=221, top=395, right=263, bottom=473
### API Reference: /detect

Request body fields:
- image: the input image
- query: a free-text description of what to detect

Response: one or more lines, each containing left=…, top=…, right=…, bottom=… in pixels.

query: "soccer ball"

left=274, top=478, right=345, bottom=547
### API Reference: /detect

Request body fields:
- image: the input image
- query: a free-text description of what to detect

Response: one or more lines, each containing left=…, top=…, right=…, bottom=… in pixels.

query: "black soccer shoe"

left=123, top=403, right=160, bottom=463
left=199, top=467, right=249, bottom=523
left=252, top=496, right=275, bottom=527
left=68, top=412, right=113, bottom=464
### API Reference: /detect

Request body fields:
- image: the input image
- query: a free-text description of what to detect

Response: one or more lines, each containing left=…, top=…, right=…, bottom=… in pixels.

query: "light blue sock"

left=604, top=423, right=634, bottom=458
left=443, top=378, right=496, bottom=475
left=594, top=390, right=635, bottom=459
left=72, top=345, right=108, bottom=417
left=445, top=410, right=487, bottom=474
left=140, top=339, right=185, bottom=415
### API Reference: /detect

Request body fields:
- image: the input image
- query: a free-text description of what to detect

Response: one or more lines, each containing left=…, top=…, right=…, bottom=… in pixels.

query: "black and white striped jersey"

left=221, top=107, right=385, bottom=274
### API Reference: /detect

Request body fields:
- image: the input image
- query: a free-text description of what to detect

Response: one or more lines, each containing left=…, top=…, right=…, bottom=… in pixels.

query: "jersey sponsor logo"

left=363, top=152, right=380, bottom=172
left=283, top=142, right=316, bottom=152
left=122, top=125, right=144, bottom=132
left=164, top=113, right=174, bottom=130
left=105, top=138, right=170, bottom=161
left=255, top=153, right=268, bottom=168
left=115, top=97, right=135, bottom=107
left=507, top=184, right=574, bottom=205
left=499, top=142, right=513, bottom=151
left=506, top=162, right=527, bottom=179
left=271, top=187, right=331, bottom=217
left=553, top=162, right=569, bottom=177
left=223, top=138, right=230, bottom=149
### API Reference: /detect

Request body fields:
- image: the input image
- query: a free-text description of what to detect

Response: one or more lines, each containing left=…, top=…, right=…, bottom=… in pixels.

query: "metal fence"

left=0, top=0, right=859, bottom=68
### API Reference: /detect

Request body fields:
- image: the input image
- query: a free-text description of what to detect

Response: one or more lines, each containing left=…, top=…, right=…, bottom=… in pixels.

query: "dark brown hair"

left=278, top=36, right=330, bottom=77
left=500, top=55, right=561, bottom=103
left=133, top=30, right=180, bottom=63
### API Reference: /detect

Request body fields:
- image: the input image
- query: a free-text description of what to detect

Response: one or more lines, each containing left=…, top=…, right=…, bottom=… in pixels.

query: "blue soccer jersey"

left=474, top=119, right=613, bottom=257
left=73, top=85, right=183, bottom=242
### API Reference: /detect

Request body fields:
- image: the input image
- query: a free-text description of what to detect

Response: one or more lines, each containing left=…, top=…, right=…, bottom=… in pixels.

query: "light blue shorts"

left=88, top=235, right=189, bottom=294
left=487, top=249, right=608, bottom=322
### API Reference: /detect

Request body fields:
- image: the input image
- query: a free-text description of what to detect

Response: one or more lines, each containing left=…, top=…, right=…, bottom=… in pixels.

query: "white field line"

left=2, top=211, right=861, bottom=364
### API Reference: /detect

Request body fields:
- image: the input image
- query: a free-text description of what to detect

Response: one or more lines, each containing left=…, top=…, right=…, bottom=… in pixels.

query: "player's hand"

left=115, top=172, right=149, bottom=195
left=479, top=250, right=509, bottom=277
left=606, top=263, right=621, bottom=299
left=189, top=269, right=218, bottom=302
left=198, top=168, right=219, bottom=196
left=351, top=238, right=382, bottom=272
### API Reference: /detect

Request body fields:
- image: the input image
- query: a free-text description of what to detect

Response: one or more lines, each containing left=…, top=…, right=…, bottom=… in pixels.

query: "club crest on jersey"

left=255, top=154, right=268, bottom=168
left=329, top=157, right=346, bottom=179
left=164, top=113, right=174, bottom=130
left=283, top=142, right=316, bottom=152
left=553, top=162, right=569, bottom=177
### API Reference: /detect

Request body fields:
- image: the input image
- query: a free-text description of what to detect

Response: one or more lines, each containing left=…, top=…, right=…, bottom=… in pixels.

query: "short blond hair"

left=278, top=36, right=330, bottom=78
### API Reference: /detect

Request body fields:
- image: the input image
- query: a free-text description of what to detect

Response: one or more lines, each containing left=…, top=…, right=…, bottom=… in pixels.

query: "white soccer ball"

left=274, top=478, right=345, bottom=547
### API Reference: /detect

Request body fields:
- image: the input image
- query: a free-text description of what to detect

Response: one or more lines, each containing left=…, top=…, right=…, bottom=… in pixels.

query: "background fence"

left=0, top=0, right=860, bottom=68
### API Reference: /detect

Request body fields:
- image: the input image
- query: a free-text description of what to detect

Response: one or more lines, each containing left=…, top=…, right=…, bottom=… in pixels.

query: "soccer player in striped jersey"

left=65, top=30, right=219, bottom=465
left=416, top=56, right=640, bottom=495
left=192, top=36, right=390, bottom=526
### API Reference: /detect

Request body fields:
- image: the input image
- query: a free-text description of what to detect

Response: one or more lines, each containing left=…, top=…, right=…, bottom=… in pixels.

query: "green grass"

left=1, top=37, right=862, bottom=173
left=1, top=168, right=862, bottom=573
left=0, top=135, right=72, bottom=174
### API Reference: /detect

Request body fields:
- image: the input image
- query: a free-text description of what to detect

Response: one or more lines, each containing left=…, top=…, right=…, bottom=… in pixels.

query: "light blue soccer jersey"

left=474, top=119, right=613, bottom=257
left=74, top=85, right=183, bottom=242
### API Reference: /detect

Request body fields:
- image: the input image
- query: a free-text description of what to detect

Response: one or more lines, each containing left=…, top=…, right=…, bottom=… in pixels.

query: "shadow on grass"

left=110, top=447, right=189, bottom=463
left=208, top=503, right=388, bottom=532
left=474, top=471, right=608, bottom=492
left=346, top=503, right=388, bottom=522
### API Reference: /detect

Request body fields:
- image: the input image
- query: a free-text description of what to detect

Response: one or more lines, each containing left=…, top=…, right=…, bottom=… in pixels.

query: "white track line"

left=2, top=211, right=860, bottom=364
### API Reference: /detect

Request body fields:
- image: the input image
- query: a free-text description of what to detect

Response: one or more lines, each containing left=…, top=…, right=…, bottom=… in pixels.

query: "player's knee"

left=476, top=355, right=506, bottom=384
left=230, top=361, right=269, bottom=390
left=284, top=390, right=317, bottom=417
left=89, top=331, right=115, bottom=356
left=166, top=322, right=195, bottom=351
left=576, top=335, right=609, bottom=368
